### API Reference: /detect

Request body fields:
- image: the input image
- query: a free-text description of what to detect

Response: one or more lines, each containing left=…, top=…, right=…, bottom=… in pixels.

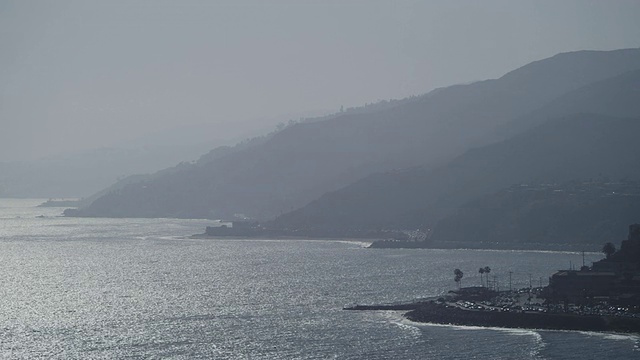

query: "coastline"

left=345, top=298, right=640, bottom=334
left=192, top=233, right=601, bottom=252
left=369, top=239, right=603, bottom=252
left=405, top=301, right=640, bottom=333
left=190, top=233, right=373, bottom=246
left=37, top=199, right=80, bottom=208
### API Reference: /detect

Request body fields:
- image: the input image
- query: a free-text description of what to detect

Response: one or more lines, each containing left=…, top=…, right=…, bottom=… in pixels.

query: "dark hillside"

left=430, top=181, right=640, bottom=247
left=273, top=115, right=640, bottom=232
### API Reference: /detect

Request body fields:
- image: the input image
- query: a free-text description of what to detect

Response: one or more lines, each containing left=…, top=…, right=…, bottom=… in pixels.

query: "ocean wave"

left=333, top=240, right=373, bottom=248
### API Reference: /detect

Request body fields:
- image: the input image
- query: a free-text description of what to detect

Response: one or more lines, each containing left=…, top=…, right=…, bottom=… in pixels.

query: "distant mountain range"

left=70, top=48, right=640, bottom=231
left=0, top=123, right=232, bottom=199
left=71, top=49, right=640, bottom=226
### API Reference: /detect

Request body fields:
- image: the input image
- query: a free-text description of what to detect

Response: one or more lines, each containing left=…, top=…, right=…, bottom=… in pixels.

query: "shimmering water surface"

left=1, top=199, right=638, bottom=359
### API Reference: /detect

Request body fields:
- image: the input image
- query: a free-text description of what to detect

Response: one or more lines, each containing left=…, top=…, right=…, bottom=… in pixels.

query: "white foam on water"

left=391, top=320, right=423, bottom=338
left=333, top=240, right=372, bottom=247
left=153, top=236, right=184, bottom=241
left=382, top=310, right=543, bottom=337
left=396, top=313, right=547, bottom=358
left=374, top=310, right=423, bottom=338
left=574, top=330, right=640, bottom=342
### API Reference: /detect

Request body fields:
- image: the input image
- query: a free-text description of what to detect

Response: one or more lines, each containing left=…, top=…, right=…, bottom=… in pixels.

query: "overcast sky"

left=1, top=0, right=639, bottom=162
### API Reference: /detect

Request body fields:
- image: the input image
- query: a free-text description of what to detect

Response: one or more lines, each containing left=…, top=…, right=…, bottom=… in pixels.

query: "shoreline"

left=369, top=239, right=602, bottom=252
left=405, top=301, right=640, bottom=333
left=345, top=298, right=640, bottom=334
left=191, top=233, right=600, bottom=252
left=190, top=234, right=373, bottom=245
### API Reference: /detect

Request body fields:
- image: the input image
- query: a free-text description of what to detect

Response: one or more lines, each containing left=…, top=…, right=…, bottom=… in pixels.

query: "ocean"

left=0, top=199, right=638, bottom=359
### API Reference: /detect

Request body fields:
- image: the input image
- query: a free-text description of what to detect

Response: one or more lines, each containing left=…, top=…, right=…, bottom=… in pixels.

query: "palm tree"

left=484, top=266, right=491, bottom=288
left=454, top=269, right=464, bottom=289
left=479, top=267, right=485, bottom=287
left=602, top=242, right=616, bottom=259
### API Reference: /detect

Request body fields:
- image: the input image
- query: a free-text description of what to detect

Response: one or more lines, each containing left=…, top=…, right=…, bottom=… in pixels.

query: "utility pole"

left=509, top=271, right=513, bottom=291
left=527, top=274, right=533, bottom=306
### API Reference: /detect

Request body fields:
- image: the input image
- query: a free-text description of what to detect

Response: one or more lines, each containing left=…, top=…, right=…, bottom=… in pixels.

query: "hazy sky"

left=1, top=0, right=639, bottom=162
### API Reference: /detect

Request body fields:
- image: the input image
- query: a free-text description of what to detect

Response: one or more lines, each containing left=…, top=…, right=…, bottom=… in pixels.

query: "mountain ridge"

left=69, top=48, right=640, bottom=221
left=272, top=114, right=640, bottom=232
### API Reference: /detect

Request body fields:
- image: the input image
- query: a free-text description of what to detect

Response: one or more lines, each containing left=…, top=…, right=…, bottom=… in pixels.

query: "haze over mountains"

left=0, top=123, right=233, bottom=198
left=68, top=48, right=640, bottom=247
